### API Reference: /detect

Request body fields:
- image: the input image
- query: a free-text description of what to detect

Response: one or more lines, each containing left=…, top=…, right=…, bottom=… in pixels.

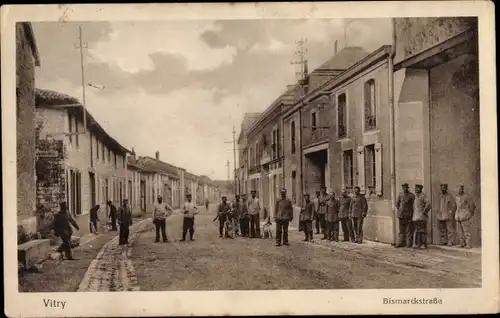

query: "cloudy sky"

left=33, top=19, right=392, bottom=180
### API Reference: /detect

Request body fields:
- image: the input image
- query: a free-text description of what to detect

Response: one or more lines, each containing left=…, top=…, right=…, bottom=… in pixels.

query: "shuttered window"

left=291, top=121, right=296, bottom=154
left=311, top=110, right=317, bottom=131
left=356, top=146, right=365, bottom=193
left=365, top=145, right=376, bottom=195
left=342, top=150, right=354, bottom=192
left=364, top=79, right=377, bottom=130
left=337, top=93, right=347, bottom=138
left=68, top=114, right=73, bottom=144
left=375, top=143, right=383, bottom=196
left=291, top=170, right=297, bottom=204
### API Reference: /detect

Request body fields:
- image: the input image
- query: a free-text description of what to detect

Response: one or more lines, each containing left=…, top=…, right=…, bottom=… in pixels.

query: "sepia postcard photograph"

left=2, top=2, right=498, bottom=317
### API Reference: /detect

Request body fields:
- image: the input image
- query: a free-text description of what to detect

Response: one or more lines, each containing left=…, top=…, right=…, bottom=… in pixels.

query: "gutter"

left=388, top=18, right=398, bottom=246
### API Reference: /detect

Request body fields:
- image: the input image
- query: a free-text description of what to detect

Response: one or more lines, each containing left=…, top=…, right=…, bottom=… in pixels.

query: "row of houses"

left=16, top=22, right=222, bottom=236
left=236, top=17, right=480, bottom=247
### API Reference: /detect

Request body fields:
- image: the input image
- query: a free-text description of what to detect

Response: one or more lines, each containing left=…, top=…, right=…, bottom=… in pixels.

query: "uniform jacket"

left=230, top=200, right=241, bottom=218
left=396, top=192, right=415, bottom=219
left=438, top=193, right=457, bottom=221
left=300, top=201, right=315, bottom=221
left=349, top=194, right=368, bottom=218
left=274, top=198, right=294, bottom=220
left=317, top=194, right=330, bottom=215
left=326, top=198, right=340, bottom=222
left=413, top=192, right=431, bottom=221
left=338, top=196, right=351, bottom=219
left=118, top=205, right=133, bottom=227
left=89, top=206, right=99, bottom=222
left=109, top=204, right=117, bottom=219
left=248, top=197, right=260, bottom=216
left=455, top=194, right=476, bottom=221
left=218, top=202, right=231, bottom=217
left=240, top=200, right=249, bottom=219
left=53, top=209, right=79, bottom=237
left=153, top=202, right=172, bottom=220
left=183, top=201, right=198, bottom=218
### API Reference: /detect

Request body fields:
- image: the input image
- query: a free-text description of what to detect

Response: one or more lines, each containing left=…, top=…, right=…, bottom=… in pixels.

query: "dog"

left=223, top=216, right=234, bottom=239
left=262, top=222, right=273, bottom=239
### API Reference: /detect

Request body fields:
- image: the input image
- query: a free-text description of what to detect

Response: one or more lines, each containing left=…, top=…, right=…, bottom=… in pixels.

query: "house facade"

left=35, top=89, right=130, bottom=235
left=393, top=17, right=480, bottom=246
left=237, top=112, right=261, bottom=196
left=16, top=22, right=41, bottom=234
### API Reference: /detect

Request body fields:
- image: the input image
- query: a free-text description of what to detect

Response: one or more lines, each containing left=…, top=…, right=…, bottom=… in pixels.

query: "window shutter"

left=356, top=145, right=365, bottom=193
left=375, top=142, right=383, bottom=196
left=340, top=152, right=345, bottom=191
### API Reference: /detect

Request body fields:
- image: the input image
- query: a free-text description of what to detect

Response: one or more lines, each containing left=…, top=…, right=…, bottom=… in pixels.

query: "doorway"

left=304, top=148, right=328, bottom=194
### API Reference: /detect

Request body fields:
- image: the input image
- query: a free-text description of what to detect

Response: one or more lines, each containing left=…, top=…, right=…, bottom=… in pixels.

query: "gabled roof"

left=35, top=88, right=130, bottom=155
left=314, top=46, right=370, bottom=71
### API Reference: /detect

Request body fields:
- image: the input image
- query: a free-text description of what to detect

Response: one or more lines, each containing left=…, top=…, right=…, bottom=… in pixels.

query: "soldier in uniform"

left=349, top=186, right=368, bottom=244
left=412, top=184, right=431, bottom=249
left=248, top=190, right=261, bottom=238
left=395, top=183, right=415, bottom=248
left=216, top=196, right=231, bottom=238
left=299, top=193, right=315, bottom=242
left=438, top=184, right=457, bottom=246
left=231, top=195, right=241, bottom=236
left=325, top=192, right=340, bottom=241
left=240, top=194, right=250, bottom=237
left=107, top=200, right=118, bottom=231
left=339, top=190, right=354, bottom=242
left=274, top=188, right=294, bottom=246
left=455, top=184, right=476, bottom=248
left=153, top=195, right=172, bottom=243
left=53, top=201, right=80, bottom=260
left=313, top=191, right=321, bottom=234
left=317, top=186, right=329, bottom=236
left=117, top=199, right=133, bottom=245
left=181, top=194, right=198, bottom=241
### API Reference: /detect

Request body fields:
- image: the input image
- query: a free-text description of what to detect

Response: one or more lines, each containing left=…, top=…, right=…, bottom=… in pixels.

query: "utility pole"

left=76, top=25, right=88, bottom=132
left=290, top=38, right=308, bottom=84
left=224, top=127, right=238, bottom=196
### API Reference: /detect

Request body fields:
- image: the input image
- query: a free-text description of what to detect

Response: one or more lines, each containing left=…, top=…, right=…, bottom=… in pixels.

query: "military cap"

left=401, top=183, right=409, bottom=187
left=415, top=184, right=423, bottom=189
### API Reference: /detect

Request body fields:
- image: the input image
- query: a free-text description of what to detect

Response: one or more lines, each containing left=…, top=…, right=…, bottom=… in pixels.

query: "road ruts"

left=77, top=218, right=151, bottom=292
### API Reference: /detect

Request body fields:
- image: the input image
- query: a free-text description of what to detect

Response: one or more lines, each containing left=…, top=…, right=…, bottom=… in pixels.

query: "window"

left=364, top=145, right=376, bottom=195
left=68, top=114, right=73, bottom=144
left=101, top=142, right=105, bottom=161
left=291, top=170, right=297, bottom=204
left=249, top=147, right=253, bottom=167
left=364, top=79, right=377, bottom=130
left=342, top=150, right=354, bottom=192
left=311, top=110, right=317, bottom=131
left=114, top=153, right=117, bottom=168
left=337, top=93, right=347, bottom=138
left=75, top=116, right=79, bottom=148
left=90, top=134, right=94, bottom=167
left=291, top=121, right=296, bottom=154
left=271, top=130, right=276, bottom=159
left=108, top=148, right=111, bottom=163
left=123, top=155, right=126, bottom=168
left=277, top=128, right=280, bottom=158
left=96, top=139, right=100, bottom=161
left=255, top=142, right=259, bottom=165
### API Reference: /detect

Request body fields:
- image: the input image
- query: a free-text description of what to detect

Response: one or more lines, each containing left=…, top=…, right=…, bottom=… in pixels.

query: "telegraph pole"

left=290, top=38, right=308, bottom=84
left=76, top=25, right=88, bottom=132
left=232, top=126, right=237, bottom=195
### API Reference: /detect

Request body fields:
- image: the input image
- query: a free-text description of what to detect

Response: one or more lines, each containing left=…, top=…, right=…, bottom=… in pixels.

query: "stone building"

left=393, top=17, right=480, bottom=246
left=16, top=22, right=41, bottom=234
left=35, top=89, right=130, bottom=235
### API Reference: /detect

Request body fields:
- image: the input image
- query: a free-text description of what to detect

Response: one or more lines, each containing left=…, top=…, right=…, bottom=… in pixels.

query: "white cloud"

left=249, top=39, right=291, bottom=54
left=88, top=21, right=237, bottom=73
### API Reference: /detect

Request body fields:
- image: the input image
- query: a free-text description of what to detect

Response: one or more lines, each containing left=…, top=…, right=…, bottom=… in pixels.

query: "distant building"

left=393, top=17, right=480, bottom=246
left=16, top=22, right=41, bottom=234
left=237, top=112, right=261, bottom=195
left=35, top=89, right=130, bottom=235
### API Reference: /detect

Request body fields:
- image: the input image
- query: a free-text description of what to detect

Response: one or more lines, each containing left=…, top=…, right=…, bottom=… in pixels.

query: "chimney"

left=155, top=151, right=160, bottom=160
left=334, top=40, right=338, bottom=55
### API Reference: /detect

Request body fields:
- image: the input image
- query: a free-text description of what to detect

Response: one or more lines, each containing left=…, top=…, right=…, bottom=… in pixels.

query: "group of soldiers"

left=395, top=183, right=476, bottom=249
left=299, top=185, right=368, bottom=244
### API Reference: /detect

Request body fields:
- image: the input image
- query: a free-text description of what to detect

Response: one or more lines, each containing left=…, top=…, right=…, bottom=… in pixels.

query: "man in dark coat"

left=274, top=188, right=294, bottom=246
left=339, top=190, right=354, bottom=242
left=107, top=200, right=118, bottom=231
left=317, top=186, right=330, bottom=235
left=325, top=192, right=340, bottom=241
left=239, top=194, right=250, bottom=237
left=395, top=183, right=415, bottom=248
left=349, top=186, right=368, bottom=244
left=53, top=201, right=80, bottom=260
left=216, top=196, right=231, bottom=238
left=299, top=193, right=315, bottom=242
left=118, top=199, right=133, bottom=245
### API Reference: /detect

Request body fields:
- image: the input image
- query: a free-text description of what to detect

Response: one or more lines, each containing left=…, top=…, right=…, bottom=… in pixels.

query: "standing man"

left=117, top=199, right=133, bottom=245
left=53, top=201, right=80, bottom=260
left=153, top=195, right=172, bottom=243
left=395, top=183, right=415, bottom=248
left=240, top=194, right=250, bottom=237
left=205, top=197, right=210, bottom=212
left=274, top=188, right=294, bottom=246
left=231, top=195, right=241, bottom=236
left=217, top=196, right=231, bottom=238
left=413, top=184, right=431, bottom=249
left=107, top=200, right=118, bottom=231
left=455, top=184, right=476, bottom=248
left=89, top=204, right=100, bottom=235
left=317, top=186, right=330, bottom=235
left=339, top=190, right=354, bottom=242
left=248, top=190, right=261, bottom=238
left=181, top=194, right=199, bottom=241
left=299, top=193, right=315, bottom=242
left=438, top=184, right=457, bottom=246
left=349, top=186, right=368, bottom=244
left=313, top=191, right=321, bottom=234
left=325, top=192, right=340, bottom=241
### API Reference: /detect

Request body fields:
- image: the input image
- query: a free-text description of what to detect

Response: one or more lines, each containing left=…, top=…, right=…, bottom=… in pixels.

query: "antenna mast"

left=290, top=38, right=308, bottom=84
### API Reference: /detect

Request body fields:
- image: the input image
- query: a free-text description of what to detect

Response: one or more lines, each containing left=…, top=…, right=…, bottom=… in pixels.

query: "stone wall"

left=35, top=139, right=66, bottom=236
left=16, top=23, right=37, bottom=223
